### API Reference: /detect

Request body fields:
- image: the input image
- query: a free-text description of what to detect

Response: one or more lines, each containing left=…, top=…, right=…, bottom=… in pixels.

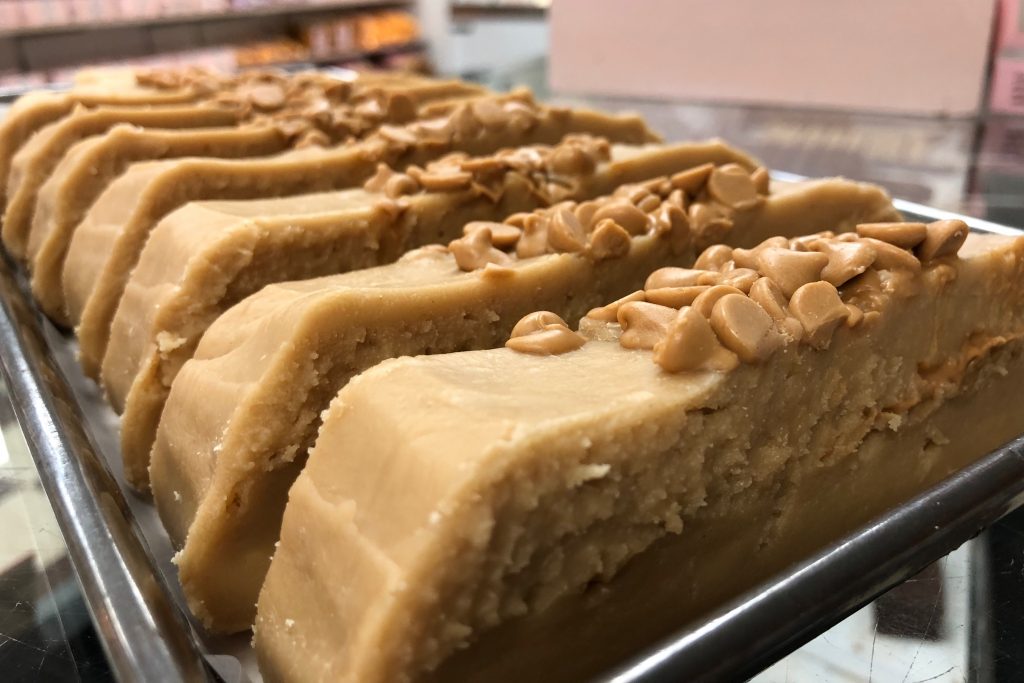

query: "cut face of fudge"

left=254, top=228, right=1024, bottom=683
left=105, top=137, right=760, bottom=489
left=61, top=96, right=659, bottom=376
left=1, top=104, right=241, bottom=258
left=27, top=124, right=291, bottom=320
left=0, top=86, right=201, bottom=206
left=148, top=169, right=897, bottom=633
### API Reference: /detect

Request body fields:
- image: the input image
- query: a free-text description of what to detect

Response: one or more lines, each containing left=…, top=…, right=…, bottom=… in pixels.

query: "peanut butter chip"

left=755, top=248, right=829, bottom=298
left=751, top=166, right=770, bottom=194
left=592, top=199, right=648, bottom=236
left=645, top=285, right=710, bottom=308
left=574, top=201, right=599, bottom=229
left=688, top=202, right=733, bottom=239
left=463, top=221, right=522, bottom=248
left=548, top=208, right=587, bottom=253
left=471, top=99, right=506, bottom=128
left=586, top=290, right=645, bottom=322
left=384, top=173, right=419, bottom=199
left=637, top=194, right=661, bottom=213
left=645, top=267, right=720, bottom=290
left=248, top=83, right=286, bottom=110
left=653, top=307, right=739, bottom=373
left=377, top=124, right=419, bottom=146
left=547, top=144, right=598, bottom=176
left=654, top=203, right=690, bottom=254
left=719, top=268, right=759, bottom=293
left=748, top=277, right=789, bottom=322
left=693, top=244, right=734, bottom=271
left=588, top=219, right=632, bottom=260
left=855, top=222, right=928, bottom=249
left=385, top=93, right=417, bottom=123
left=670, top=163, right=715, bottom=194
left=691, top=285, right=746, bottom=318
left=506, top=311, right=586, bottom=355
left=811, top=240, right=878, bottom=287
left=706, top=164, right=760, bottom=210
left=859, top=238, right=922, bottom=272
left=419, top=169, right=473, bottom=192
left=916, top=219, right=968, bottom=261
left=617, top=302, right=679, bottom=350
left=516, top=214, right=550, bottom=258
left=710, top=294, right=784, bottom=363
left=449, top=228, right=511, bottom=271
left=788, top=281, right=849, bottom=349
left=363, top=163, right=394, bottom=193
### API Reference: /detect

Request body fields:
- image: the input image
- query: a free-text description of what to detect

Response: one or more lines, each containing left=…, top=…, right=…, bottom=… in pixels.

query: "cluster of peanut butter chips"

left=138, top=67, right=420, bottom=148
left=437, top=158, right=770, bottom=273
left=507, top=219, right=970, bottom=372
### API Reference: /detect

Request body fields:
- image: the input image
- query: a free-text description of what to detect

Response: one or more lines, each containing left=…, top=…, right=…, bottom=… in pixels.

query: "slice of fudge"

left=254, top=226, right=1024, bottom=683
left=27, top=124, right=290, bottom=319
left=61, top=96, right=658, bottom=375
left=26, top=84, right=476, bottom=322
left=0, top=84, right=202, bottom=206
left=105, top=138, right=759, bottom=488
left=1, top=104, right=241, bottom=257
left=148, top=168, right=897, bottom=633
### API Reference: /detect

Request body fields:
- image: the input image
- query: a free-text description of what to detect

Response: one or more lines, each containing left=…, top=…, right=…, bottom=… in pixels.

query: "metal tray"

left=0, top=189, right=1021, bottom=682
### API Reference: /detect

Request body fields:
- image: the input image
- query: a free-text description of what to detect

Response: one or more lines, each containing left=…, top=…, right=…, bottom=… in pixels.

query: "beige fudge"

left=2, top=104, right=241, bottom=258
left=105, top=138, right=759, bottom=488
left=254, top=230, right=1024, bottom=683
left=149, top=171, right=897, bottom=633
left=28, top=124, right=290, bottom=320
left=26, top=83, right=486, bottom=322
left=0, top=86, right=200, bottom=206
left=62, top=97, right=658, bottom=376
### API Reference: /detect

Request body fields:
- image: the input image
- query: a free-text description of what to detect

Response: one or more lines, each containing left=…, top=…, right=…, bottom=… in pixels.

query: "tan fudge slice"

left=105, top=138, right=758, bottom=487
left=254, top=230, right=1024, bottom=683
left=63, top=97, right=658, bottom=376
left=149, top=172, right=896, bottom=633
left=28, top=124, right=291, bottom=319
left=2, top=104, right=241, bottom=257
left=0, top=86, right=200, bottom=206
left=27, top=84, right=486, bottom=323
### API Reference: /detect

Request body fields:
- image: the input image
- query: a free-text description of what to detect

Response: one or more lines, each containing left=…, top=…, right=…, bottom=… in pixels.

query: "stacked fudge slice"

left=12, top=66, right=1013, bottom=683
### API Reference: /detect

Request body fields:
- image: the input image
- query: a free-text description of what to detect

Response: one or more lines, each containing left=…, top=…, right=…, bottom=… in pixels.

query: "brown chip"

left=670, top=163, right=715, bottom=194
left=810, top=239, right=878, bottom=288
left=845, top=304, right=865, bottom=327
left=464, top=221, right=522, bottom=248
left=644, top=285, right=709, bottom=308
left=859, top=238, right=922, bottom=272
left=449, top=227, right=512, bottom=271
left=691, top=284, right=746, bottom=317
left=754, top=248, right=829, bottom=298
left=586, top=290, right=645, bottom=322
left=588, top=219, right=632, bottom=261
left=618, top=302, right=678, bottom=350
left=788, top=281, right=849, bottom=348
left=751, top=166, right=770, bottom=194
left=506, top=311, right=585, bottom=355
left=384, top=173, right=419, bottom=199
left=418, top=169, right=473, bottom=192
left=653, top=307, right=739, bottom=373
left=855, top=222, right=928, bottom=249
left=719, top=268, right=759, bottom=293
left=748, top=277, right=789, bottom=322
left=248, top=83, right=286, bottom=110
left=706, top=163, right=760, bottom=210
left=645, top=267, right=720, bottom=290
left=548, top=208, right=587, bottom=253
left=916, top=219, right=968, bottom=261
left=547, top=143, right=598, bottom=176
left=693, top=244, right=734, bottom=271
left=516, top=214, right=551, bottom=259
left=592, top=199, right=649, bottom=236
left=709, top=294, right=784, bottom=363
left=385, top=93, right=417, bottom=123
left=653, top=203, right=691, bottom=254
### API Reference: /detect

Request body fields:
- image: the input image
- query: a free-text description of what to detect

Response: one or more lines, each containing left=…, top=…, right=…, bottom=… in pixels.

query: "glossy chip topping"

left=508, top=219, right=971, bottom=369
